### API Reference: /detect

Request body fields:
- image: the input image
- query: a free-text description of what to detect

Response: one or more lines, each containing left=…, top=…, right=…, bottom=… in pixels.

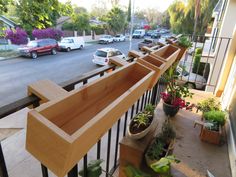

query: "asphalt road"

left=0, top=39, right=143, bottom=107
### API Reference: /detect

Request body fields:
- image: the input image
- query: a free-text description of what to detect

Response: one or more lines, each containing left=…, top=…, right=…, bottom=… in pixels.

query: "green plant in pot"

left=161, top=67, right=193, bottom=117
left=144, top=104, right=155, bottom=116
left=145, top=121, right=179, bottom=176
left=124, top=164, right=150, bottom=177
left=79, top=159, right=103, bottom=177
left=128, top=104, right=155, bottom=139
left=195, top=98, right=226, bottom=145
left=177, top=36, right=192, bottom=48
left=150, top=155, right=180, bottom=177
left=197, top=98, right=221, bottom=113
left=174, top=36, right=192, bottom=61
left=203, top=110, right=226, bottom=131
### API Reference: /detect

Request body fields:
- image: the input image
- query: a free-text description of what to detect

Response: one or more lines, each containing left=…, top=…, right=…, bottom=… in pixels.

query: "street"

left=0, top=39, right=143, bottom=107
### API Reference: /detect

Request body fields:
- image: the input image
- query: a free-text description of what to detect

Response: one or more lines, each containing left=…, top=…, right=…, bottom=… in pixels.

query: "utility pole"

left=129, top=0, right=135, bottom=50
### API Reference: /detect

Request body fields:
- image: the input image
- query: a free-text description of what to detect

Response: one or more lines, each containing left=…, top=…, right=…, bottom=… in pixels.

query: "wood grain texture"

left=137, top=55, right=166, bottom=89
left=109, top=56, right=129, bottom=66
left=150, top=44, right=180, bottom=71
left=128, top=50, right=145, bottom=58
left=26, top=62, right=155, bottom=177
left=141, top=42, right=165, bottom=54
left=28, top=79, right=68, bottom=103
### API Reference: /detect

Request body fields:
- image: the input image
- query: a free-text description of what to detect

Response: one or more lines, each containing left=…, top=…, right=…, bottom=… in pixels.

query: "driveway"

left=0, top=39, right=143, bottom=107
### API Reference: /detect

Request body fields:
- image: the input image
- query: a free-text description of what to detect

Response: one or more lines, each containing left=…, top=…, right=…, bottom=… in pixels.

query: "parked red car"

left=18, top=38, right=59, bottom=59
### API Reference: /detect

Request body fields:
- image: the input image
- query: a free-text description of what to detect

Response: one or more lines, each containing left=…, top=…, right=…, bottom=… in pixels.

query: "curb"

left=0, top=55, right=20, bottom=61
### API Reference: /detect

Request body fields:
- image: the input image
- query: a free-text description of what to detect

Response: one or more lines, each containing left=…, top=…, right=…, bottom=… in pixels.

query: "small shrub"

left=91, top=25, right=105, bottom=35
left=197, top=98, right=221, bottom=113
left=146, top=140, right=164, bottom=160
left=193, top=48, right=204, bottom=74
left=144, top=104, right=155, bottom=115
left=195, top=48, right=203, bottom=55
left=204, top=110, right=226, bottom=126
left=32, top=28, right=64, bottom=41
left=192, top=54, right=201, bottom=73
left=62, top=22, right=74, bottom=31
left=5, top=27, right=28, bottom=45
left=159, top=120, right=176, bottom=143
left=177, top=36, right=192, bottom=48
left=79, top=159, right=103, bottom=177
left=133, top=112, right=150, bottom=128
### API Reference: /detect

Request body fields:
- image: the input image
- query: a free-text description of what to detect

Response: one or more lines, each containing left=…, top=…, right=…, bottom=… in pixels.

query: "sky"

left=59, top=0, right=175, bottom=12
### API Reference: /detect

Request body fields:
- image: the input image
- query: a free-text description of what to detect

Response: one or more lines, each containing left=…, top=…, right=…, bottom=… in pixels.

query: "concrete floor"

left=171, top=109, right=231, bottom=177
left=0, top=90, right=231, bottom=177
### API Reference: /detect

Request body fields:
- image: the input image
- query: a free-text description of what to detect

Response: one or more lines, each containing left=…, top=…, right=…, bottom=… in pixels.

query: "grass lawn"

left=0, top=50, right=19, bottom=59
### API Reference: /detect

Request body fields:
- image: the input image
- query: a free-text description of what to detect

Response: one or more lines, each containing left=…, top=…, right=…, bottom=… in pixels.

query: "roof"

left=56, top=16, right=71, bottom=25
left=0, top=15, right=18, bottom=28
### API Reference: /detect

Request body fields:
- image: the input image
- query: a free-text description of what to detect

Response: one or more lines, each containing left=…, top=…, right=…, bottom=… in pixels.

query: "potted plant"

left=200, top=110, right=226, bottom=145
left=128, top=104, right=155, bottom=139
left=174, top=36, right=192, bottom=61
left=145, top=121, right=179, bottom=176
left=161, top=67, right=193, bottom=117
left=195, top=98, right=226, bottom=145
left=124, top=165, right=150, bottom=177
left=197, top=98, right=221, bottom=114
left=150, top=155, right=180, bottom=177
left=79, top=159, right=103, bottom=177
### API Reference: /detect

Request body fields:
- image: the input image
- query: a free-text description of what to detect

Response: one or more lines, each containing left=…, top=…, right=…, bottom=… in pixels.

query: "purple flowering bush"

left=32, top=28, right=64, bottom=41
left=5, top=27, right=28, bottom=45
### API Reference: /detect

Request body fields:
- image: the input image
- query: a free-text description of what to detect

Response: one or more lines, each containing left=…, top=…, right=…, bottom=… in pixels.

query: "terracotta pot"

left=162, top=102, right=179, bottom=117
left=128, top=116, right=155, bottom=140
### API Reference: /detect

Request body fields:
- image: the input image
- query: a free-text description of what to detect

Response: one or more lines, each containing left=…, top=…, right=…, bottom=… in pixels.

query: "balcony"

left=0, top=35, right=232, bottom=177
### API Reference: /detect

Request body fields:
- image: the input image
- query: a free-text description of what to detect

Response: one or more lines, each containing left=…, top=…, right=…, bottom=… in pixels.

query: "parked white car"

left=59, top=37, right=84, bottom=52
left=92, top=48, right=126, bottom=66
left=98, top=35, right=114, bottom=44
left=113, top=34, right=126, bottom=42
left=176, top=66, right=207, bottom=89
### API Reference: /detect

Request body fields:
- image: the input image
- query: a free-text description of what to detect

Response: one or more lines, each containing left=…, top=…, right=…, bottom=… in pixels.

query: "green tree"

left=168, top=0, right=218, bottom=35
left=59, top=0, right=73, bottom=16
left=103, top=7, right=127, bottom=34
left=168, top=1, right=185, bottom=34
left=16, top=0, right=61, bottom=32
left=127, top=0, right=131, bottom=22
left=72, top=12, right=90, bottom=33
left=0, top=0, right=10, bottom=14
left=90, top=0, right=108, bottom=19
left=161, top=10, right=170, bottom=28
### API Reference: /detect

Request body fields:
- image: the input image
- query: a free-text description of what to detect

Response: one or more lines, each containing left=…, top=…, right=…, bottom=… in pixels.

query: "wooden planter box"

left=26, top=62, right=154, bottom=177
left=172, top=43, right=187, bottom=61
left=200, top=126, right=222, bottom=145
left=137, top=55, right=166, bottom=89
left=150, top=44, right=180, bottom=68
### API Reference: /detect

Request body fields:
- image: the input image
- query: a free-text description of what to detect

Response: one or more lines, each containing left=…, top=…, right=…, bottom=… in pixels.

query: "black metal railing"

left=0, top=34, right=231, bottom=177
left=177, top=35, right=231, bottom=92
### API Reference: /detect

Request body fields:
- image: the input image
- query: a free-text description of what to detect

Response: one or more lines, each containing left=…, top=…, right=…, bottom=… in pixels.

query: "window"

left=108, top=52, right=115, bottom=57
left=27, top=41, right=38, bottom=47
left=95, top=50, right=107, bottom=57
left=115, top=51, right=122, bottom=56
